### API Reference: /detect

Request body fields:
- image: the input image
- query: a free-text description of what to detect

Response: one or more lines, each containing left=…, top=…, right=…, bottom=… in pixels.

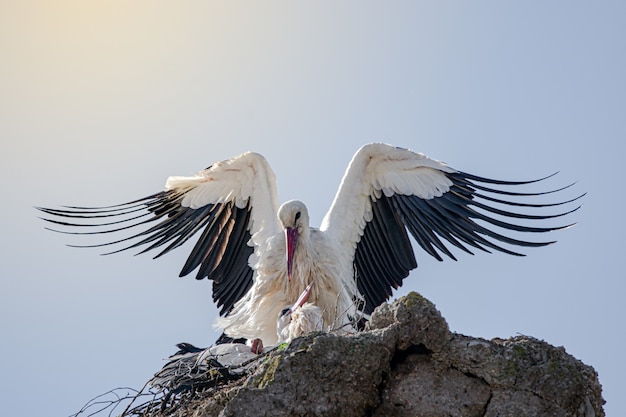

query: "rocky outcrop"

left=154, top=292, right=604, bottom=417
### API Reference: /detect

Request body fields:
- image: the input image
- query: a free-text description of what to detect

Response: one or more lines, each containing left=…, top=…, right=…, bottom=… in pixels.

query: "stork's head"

left=278, top=200, right=309, bottom=282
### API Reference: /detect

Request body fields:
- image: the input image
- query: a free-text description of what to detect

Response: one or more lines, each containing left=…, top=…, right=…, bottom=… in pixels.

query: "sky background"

left=1, top=2, right=624, bottom=416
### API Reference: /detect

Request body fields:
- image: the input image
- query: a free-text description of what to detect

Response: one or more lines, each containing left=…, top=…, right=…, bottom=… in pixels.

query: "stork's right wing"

left=37, top=152, right=281, bottom=316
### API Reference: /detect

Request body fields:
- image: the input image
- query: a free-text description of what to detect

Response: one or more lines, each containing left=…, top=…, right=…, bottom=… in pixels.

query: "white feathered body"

left=283, top=302, right=324, bottom=342
left=214, top=145, right=455, bottom=344
left=215, top=227, right=356, bottom=345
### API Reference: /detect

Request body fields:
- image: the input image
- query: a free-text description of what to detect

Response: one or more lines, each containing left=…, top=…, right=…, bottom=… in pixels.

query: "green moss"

left=207, top=368, right=223, bottom=380
left=402, top=291, right=424, bottom=308
left=256, top=356, right=282, bottom=389
left=502, top=344, right=530, bottom=379
left=400, top=291, right=430, bottom=308
left=511, top=344, right=528, bottom=359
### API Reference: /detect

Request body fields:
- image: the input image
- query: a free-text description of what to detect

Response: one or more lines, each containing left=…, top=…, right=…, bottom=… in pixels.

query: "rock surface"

left=156, top=292, right=604, bottom=417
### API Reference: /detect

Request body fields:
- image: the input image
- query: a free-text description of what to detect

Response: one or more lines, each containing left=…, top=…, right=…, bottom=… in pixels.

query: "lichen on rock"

left=135, top=292, right=604, bottom=417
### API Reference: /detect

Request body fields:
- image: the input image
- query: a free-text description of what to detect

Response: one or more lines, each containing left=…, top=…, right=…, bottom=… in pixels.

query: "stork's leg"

left=250, top=338, right=264, bottom=354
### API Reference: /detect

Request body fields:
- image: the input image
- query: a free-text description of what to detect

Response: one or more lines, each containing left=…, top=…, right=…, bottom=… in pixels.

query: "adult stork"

left=37, top=143, right=582, bottom=345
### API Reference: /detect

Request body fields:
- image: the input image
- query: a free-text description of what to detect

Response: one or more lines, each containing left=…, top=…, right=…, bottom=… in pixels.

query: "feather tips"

left=37, top=151, right=281, bottom=316
left=336, top=145, right=583, bottom=315
left=37, top=143, right=583, bottom=323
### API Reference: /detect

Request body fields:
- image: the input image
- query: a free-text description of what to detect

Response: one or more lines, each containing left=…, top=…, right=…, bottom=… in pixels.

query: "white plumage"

left=278, top=303, right=323, bottom=343
left=38, top=143, right=582, bottom=345
left=214, top=199, right=356, bottom=344
left=276, top=282, right=324, bottom=343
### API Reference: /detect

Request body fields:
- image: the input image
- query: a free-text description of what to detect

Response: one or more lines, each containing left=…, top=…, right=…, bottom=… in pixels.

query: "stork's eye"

left=280, top=308, right=291, bottom=317
left=295, top=211, right=301, bottom=221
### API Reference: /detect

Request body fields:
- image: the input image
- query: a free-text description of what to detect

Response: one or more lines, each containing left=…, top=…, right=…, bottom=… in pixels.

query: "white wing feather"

left=321, top=142, right=456, bottom=260
left=166, top=151, right=281, bottom=250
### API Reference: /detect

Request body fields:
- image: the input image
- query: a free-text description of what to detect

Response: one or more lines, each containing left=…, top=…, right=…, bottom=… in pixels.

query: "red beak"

left=287, top=282, right=314, bottom=314
left=293, top=282, right=313, bottom=309
left=285, top=226, right=298, bottom=282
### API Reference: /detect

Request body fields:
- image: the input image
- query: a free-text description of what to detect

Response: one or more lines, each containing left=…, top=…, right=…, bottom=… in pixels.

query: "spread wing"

left=321, top=143, right=583, bottom=315
left=37, top=151, right=280, bottom=315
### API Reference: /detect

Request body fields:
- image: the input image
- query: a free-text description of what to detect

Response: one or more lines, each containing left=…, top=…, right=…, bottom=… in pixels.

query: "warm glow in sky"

left=1, top=2, right=624, bottom=416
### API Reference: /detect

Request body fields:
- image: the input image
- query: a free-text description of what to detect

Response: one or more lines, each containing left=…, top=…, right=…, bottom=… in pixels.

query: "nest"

left=70, top=342, right=276, bottom=417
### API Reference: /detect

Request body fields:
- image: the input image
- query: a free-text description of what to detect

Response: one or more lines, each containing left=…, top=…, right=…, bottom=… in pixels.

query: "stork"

left=276, top=282, right=323, bottom=344
left=37, top=143, right=582, bottom=345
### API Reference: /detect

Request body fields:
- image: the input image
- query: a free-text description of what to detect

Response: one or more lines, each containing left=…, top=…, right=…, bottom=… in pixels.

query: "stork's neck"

left=290, top=229, right=312, bottom=281
left=286, top=229, right=339, bottom=300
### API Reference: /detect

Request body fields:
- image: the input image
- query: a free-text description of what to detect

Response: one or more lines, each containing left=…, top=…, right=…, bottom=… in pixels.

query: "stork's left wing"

left=37, top=152, right=281, bottom=316
left=321, top=143, right=583, bottom=314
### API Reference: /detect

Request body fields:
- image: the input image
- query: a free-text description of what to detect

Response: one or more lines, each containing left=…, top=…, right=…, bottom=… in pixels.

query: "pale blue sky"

left=1, top=2, right=624, bottom=416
